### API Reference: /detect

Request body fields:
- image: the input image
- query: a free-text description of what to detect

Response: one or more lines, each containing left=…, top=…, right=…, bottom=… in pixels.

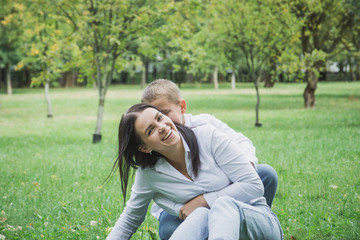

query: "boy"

left=141, top=79, right=278, bottom=240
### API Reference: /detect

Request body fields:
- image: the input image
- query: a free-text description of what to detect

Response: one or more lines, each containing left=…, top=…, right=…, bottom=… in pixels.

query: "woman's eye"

left=148, top=128, right=154, bottom=136
left=157, top=115, right=163, bottom=121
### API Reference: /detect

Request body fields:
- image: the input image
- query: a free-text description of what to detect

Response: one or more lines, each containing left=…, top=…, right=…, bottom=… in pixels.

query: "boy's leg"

left=158, top=211, right=183, bottom=240
left=169, top=207, right=209, bottom=240
left=208, top=196, right=283, bottom=240
left=257, top=164, right=278, bottom=207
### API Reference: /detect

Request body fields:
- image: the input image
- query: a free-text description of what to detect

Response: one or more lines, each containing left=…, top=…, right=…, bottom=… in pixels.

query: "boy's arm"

left=187, top=113, right=258, bottom=164
left=203, top=126, right=264, bottom=207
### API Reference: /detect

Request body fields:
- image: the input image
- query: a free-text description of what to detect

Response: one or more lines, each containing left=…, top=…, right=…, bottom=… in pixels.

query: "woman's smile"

left=162, top=129, right=173, bottom=141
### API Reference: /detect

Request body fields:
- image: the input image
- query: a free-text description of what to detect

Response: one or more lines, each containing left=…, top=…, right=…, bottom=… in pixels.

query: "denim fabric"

left=159, top=211, right=183, bottom=240
left=168, top=207, right=209, bottom=240
left=169, top=197, right=283, bottom=240
left=257, top=164, right=278, bottom=207
left=208, top=197, right=283, bottom=240
left=159, top=164, right=278, bottom=239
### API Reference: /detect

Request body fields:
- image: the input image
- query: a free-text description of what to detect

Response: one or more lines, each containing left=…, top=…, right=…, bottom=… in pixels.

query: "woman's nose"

left=158, top=123, right=166, bottom=132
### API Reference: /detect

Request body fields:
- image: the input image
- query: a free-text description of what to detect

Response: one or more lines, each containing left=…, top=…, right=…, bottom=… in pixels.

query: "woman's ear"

left=138, top=145, right=152, bottom=154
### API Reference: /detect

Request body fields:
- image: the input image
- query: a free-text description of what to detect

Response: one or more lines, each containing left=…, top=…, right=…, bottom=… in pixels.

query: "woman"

left=107, top=103, right=283, bottom=240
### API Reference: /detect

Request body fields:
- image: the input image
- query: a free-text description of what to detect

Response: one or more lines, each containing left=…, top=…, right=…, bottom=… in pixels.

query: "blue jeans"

left=159, top=164, right=278, bottom=240
left=257, top=164, right=278, bottom=208
left=169, top=197, right=283, bottom=240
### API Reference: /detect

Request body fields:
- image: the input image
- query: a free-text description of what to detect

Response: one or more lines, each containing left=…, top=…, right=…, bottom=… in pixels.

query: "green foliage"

left=202, top=0, right=301, bottom=82
left=290, top=0, right=354, bottom=75
left=1, top=82, right=359, bottom=239
left=4, top=0, right=76, bottom=87
left=58, top=0, right=172, bottom=86
left=0, top=1, right=25, bottom=67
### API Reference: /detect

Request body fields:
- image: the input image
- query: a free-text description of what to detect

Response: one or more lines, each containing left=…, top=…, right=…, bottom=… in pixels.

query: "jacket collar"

left=152, top=134, right=192, bottom=181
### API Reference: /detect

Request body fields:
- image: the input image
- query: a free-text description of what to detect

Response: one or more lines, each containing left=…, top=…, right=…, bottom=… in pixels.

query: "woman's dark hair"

left=110, top=103, right=200, bottom=201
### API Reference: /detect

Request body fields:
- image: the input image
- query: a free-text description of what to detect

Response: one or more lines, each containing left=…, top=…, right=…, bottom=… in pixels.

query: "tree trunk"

left=45, top=68, right=53, bottom=118
left=93, top=53, right=117, bottom=143
left=145, top=61, right=149, bottom=84
left=263, top=72, right=275, bottom=88
left=93, top=56, right=109, bottom=143
left=351, top=71, right=356, bottom=81
left=5, top=63, right=12, bottom=96
left=152, top=66, right=157, bottom=80
left=169, top=70, right=174, bottom=82
left=186, top=73, right=193, bottom=83
left=141, top=64, right=146, bottom=89
left=64, top=71, right=77, bottom=87
left=303, top=69, right=318, bottom=108
left=213, top=65, right=219, bottom=90
left=231, top=71, right=236, bottom=89
left=131, top=66, right=136, bottom=84
left=254, top=76, right=262, bottom=127
left=264, top=61, right=276, bottom=88
left=93, top=86, right=105, bottom=143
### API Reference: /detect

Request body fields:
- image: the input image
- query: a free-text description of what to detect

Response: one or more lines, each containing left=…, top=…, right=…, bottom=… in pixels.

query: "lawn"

left=0, top=82, right=359, bottom=239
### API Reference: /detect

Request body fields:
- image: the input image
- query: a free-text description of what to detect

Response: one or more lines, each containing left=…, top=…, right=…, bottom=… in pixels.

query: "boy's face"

left=150, top=97, right=186, bottom=124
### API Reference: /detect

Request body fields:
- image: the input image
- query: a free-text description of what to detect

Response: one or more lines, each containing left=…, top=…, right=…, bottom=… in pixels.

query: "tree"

left=0, top=1, right=25, bottom=95
left=158, top=0, right=229, bottom=88
left=339, top=0, right=360, bottom=81
left=13, top=0, right=74, bottom=118
left=59, top=0, right=171, bottom=143
left=206, top=0, right=300, bottom=126
left=291, top=0, right=354, bottom=107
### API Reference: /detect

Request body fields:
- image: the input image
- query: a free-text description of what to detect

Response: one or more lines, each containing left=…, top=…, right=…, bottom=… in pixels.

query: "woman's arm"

left=153, top=193, right=184, bottom=217
left=154, top=192, right=208, bottom=220
left=107, top=169, right=155, bottom=240
left=203, top=127, right=264, bottom=207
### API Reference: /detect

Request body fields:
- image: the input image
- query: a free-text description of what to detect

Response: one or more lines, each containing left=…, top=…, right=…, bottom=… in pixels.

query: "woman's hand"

left=179, top=195, right=209, bottom=220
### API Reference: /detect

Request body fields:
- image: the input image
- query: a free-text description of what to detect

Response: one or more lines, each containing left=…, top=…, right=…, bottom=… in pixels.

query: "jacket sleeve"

left=203, top=127, right=264, bottom=207
left=107, top=169, right=155, bottom=240
left=153, top=193, right=184, bottom=217
left=192, top=114, right=258, bottom=164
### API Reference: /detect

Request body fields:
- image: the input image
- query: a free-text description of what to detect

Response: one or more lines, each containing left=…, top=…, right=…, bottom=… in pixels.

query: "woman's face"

left=135, top=107, right=181, bottom=155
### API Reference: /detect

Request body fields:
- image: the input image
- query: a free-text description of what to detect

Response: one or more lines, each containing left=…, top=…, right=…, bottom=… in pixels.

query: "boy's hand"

left=179, top=195, right=209, bottom=220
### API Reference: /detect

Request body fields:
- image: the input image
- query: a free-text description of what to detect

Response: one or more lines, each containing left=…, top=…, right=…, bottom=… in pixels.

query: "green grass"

left=0, top=82, right=359, bottom=239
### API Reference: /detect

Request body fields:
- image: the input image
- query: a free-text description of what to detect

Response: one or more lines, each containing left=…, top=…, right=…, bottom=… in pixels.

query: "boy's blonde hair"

left=141, top=79, right=182, bottom=105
